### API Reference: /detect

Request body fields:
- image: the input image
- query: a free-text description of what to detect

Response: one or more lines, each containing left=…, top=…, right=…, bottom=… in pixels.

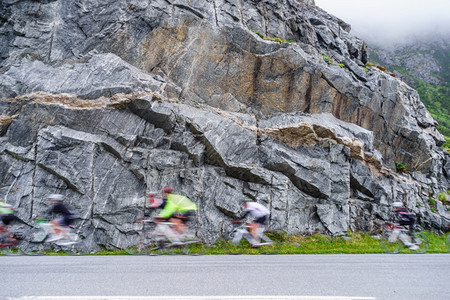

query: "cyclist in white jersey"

left=236, top=198, right=270, bottom=244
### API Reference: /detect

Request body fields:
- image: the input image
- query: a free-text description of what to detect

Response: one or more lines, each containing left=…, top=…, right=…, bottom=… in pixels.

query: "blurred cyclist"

left=392, top=201, right=418, bottom=250
left=45, top=194, right=77, bottom=242
left=234, top=198, right=271, bottom=246
left=147, top=188, right=197, bottom=237
left=0, top=198, right=17, bottom=242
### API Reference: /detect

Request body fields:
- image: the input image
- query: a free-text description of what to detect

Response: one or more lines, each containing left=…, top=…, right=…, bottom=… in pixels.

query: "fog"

left=314, top=0, right=450, bottom=46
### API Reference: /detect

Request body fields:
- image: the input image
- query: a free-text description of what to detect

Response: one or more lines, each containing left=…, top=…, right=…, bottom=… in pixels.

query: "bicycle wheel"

left=379, top=231, right=403, bottom=254
left=0, top=235, right=24, bottom=256
left=147, top=235, right=171, bottom=255
left=0, top=242, right=22, bottom=256
left=411, top=232, right=429, bottom=254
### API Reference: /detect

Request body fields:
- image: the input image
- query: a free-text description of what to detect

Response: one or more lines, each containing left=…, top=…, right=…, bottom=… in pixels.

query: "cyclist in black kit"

left=46, top=194, right=76, bottom=242
left=392, top=201, right=418, bottom=250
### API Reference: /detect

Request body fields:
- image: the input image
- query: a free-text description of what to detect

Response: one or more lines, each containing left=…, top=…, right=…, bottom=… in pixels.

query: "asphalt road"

left=0, top=254, right=448, bottom=300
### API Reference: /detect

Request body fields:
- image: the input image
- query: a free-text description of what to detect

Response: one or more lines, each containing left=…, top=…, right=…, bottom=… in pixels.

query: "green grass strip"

left=95, top=232, right=450, bottom=255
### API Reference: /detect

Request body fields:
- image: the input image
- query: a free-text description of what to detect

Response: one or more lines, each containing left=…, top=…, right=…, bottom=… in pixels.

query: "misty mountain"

left=367, top=38, right=450, bottom=147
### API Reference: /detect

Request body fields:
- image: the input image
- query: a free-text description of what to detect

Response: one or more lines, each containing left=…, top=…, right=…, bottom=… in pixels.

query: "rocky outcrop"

left=0, top=0, right=448, bottom=251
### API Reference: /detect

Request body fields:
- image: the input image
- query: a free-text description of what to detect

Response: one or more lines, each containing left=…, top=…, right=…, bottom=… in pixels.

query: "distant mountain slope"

left=367, top=38, right=450, bottom=149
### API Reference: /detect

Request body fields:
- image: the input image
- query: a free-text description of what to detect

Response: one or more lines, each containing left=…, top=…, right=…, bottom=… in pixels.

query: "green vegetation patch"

left=395, top=162, right=407, bottom=174
left=322, top=54, right=333, bottom=64
left=73, top=231, right=449, bottom=255
left=414, top=80, right=450, bottom=150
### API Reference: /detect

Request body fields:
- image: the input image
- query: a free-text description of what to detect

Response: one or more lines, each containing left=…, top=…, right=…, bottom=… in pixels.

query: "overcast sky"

left=314, top=0, right=450, bottom=45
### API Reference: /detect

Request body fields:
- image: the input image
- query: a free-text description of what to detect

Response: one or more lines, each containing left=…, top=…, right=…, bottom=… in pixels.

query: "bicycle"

left=0, top=225, right=24, bottom=255
left=126, top=218, right=201, bottom=255
left=230, top=220, right=273, bottom=247
left=379, top=222, right=429, bottom=254
left=23, top=218, right=86, bottom=255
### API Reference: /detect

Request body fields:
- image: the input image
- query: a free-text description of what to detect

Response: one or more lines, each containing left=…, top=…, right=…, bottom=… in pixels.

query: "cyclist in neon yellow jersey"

left=148, top=187, right=197, bottom=235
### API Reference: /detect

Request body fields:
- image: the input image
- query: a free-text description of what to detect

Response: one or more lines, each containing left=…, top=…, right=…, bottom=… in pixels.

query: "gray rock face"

left=0, top=53, right=177, bottom=99
left=0, top=0, right=449, bottom=250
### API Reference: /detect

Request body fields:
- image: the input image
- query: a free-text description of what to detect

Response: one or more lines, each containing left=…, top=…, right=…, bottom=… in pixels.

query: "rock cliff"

left=0, top=0, right=448, bottom=251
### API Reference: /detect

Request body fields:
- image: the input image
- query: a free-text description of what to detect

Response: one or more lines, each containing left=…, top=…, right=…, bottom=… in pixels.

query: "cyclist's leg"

left=182, top=210, right=196, bottom=233
left=0, top=223, right=5, bottom=241
left=399, top=221, right=418, bottom=250
left=170, top=216, right=184, bottom=234
left=163, top=218, right=182, bottom=243
left=48, top=218, right=65, bottom=241
left=0, top=220, right=6, bottom=234
left=180, top=211, right=197, bottom=240
left=172, top=211, right=195, bottom=235
left=1, top=216, right=14, bottom=241
left=409, top=219, right=416, bottom=235
left=61, top=217, right=76, bottom=240
left=0, top=224, right=12, bottom=242
left=253, top=216, right=268, bottom=243
left=49, top=219, right=60, bottom=233
left=245, top=222, right=258, bottom=245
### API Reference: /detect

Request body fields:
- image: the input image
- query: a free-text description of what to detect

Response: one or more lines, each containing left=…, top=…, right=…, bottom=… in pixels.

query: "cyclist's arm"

left=238, top=210, right=250, bottom=220
left=158, top=201, right=176, bottom=219
left=399, top=212, right=416, bottom=221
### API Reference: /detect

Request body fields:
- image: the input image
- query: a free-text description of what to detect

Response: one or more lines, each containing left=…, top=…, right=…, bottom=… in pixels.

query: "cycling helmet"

left=46, top=194, right=64, bottom=201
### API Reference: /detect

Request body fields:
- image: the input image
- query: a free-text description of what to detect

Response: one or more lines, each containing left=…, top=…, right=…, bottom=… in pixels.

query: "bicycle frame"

left=152, top=221, right=199, bottom=247
left=231, top=222, right=273, bottom=247
left=0, top=236, right=21, bottom=255
left=0, top=225, right=15, bottom=244
left=153, top=221, right=184, bottom=243
left=380, top=222, right=429, bottom=253
left=26, top=219, right=82, bottom=255
left=0, top=225, right=20, bottom=251
left=127, top=219, right=199, bottom=254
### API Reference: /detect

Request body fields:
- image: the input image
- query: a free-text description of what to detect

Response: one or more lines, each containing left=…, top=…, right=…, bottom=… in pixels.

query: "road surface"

left=0, top=254, right=448, bottom=300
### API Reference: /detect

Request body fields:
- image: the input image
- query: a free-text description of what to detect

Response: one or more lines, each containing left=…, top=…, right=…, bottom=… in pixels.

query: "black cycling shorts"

left=173, top=210, right=195, bottom=224
left=254, top=215, right=267, bottom=225
left=57, top=216, right=74, bottom=227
